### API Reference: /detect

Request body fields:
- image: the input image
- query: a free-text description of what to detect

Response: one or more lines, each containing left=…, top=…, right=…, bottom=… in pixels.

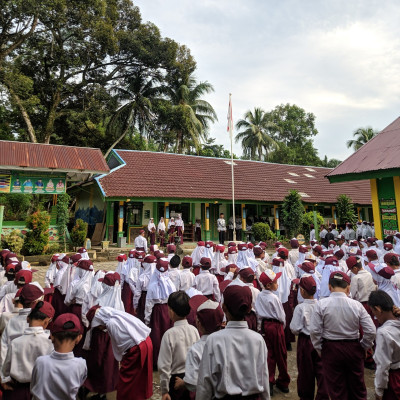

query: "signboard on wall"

left=380, top=198, right=398, bottom=236
left=0, top=173, right=66, bottom=194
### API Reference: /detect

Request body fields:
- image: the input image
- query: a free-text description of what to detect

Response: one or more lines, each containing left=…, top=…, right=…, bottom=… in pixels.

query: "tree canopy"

left=346, top=126, right=379, bottom=152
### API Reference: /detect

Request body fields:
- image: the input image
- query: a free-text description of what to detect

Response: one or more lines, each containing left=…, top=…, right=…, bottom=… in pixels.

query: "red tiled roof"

left=0, top=141, right=109, bottom=175
left=327, top=117, right=400, bottom=178
left=97, top=150, right=371, bottom=205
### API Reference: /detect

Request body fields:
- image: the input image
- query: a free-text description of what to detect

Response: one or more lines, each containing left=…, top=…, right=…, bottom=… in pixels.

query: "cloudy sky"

left=134, top=0, right=400, bottom=161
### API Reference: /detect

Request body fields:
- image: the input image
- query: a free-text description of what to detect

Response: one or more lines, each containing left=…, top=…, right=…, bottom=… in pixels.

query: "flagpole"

left=228, top=93, right=237, bottom=241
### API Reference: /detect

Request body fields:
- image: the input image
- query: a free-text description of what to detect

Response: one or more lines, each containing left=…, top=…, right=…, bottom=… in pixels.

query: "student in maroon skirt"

left=91, top=306, right=153, bottom=400
left=369, top=290, right=400, bottom=400
left=133, top=255, right=156, bottom=322
left=158, top=217, right=166, bottom=247
left=145, top=257, right=176, bottom=368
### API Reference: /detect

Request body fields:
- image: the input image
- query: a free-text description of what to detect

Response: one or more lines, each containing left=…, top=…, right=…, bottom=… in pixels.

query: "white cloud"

left=134, top=0, right=400, bottom=162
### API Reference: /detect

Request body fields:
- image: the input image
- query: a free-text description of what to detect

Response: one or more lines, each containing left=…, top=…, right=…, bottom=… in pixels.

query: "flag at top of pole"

left=227, top=93, right=233, bottom=139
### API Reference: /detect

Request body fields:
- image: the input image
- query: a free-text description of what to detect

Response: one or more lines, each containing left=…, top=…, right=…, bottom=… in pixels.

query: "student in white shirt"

left=179, top=256, right=195, bottom=291
left=310, top=271, right=376, bottom=400
left=368, top=290, right=400, bottom=400
left=91, top=306, right=153, bottom=400
left=31, top=313, right=86, bottom=400
left=168, top=255, right=182, bottom=290
left=197, top=285, right=270, bottom=400
left=290, top=276, right=328, bottom=400
left=0, top=288, right=23, bottom=335
left=193, top=257, right=221, bottom=302
left=347, top=256, right=376, bottom=304
left=1, top=301, right=54, bottom=398
left=174, top=299, right=224, bottom=393
left=217, top=213, right=227, bottom=244
left=158, top=291, right=199, bottom=400
left=255, top=269, right=289, bottom=395
left=134, top=229, right=148, bottom=251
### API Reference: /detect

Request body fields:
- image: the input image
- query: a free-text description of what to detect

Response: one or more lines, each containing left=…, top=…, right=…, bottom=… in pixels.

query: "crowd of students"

left=0, top=229, right=400, bottom=399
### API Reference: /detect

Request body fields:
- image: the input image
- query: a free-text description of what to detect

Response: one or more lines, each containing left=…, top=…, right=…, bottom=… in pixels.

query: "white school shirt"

left=369, top=269, right=400, bottom=307
left=184, top=335, right=209, bottom=391
left=134, top=235, right=148, bottom=251
left=272, top=261, right=295, bottom=303
left=309, top=292, right=376, bottom=353
left=168, top=268, right=181, bottom=290
left=196, top=321, right=270, bottom=400
left=193, top=270, right=221, bottom=302
left=31, top=351, right=87, bottom=400
left=289, top=249, right=299, bottom=267
left=254, top=289, right=286, bottom=331
left=1, top=327, right=53, bottom=383
left=290, top=299, right=317, bottom=336
left=0, top=308, right=30, bottom=369
left=179, top=269, right=195, bottom=291
left=373, top=319, right=400, bottom=397
left=158, top=320, right=200, bottom=394
left=0, top=281, right=16, bottom=300
left=0, top=307, right=20, bottom=335
left=310, top=229, right=316, bottom=241
left=0, top=292, right=16, bottom=313
left=319, top=263, right=341, bottom=298
left=350, top=270, right=376, bottom=302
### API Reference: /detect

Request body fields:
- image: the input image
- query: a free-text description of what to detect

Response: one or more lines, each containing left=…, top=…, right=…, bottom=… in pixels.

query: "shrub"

left=1, top=230, right=24, bottom=254
left=252, top=222, right=274, bottom=242
left=301, top=211, right=324, bottom=238
left=70, top=219, right=88, bottom=249
left=281, top=190, right=304, bottom=238
left=0, top=193, right=33, bottom=220
left=22, top=211, right=50, bottom=255
left=56, top=193, right=71, bottom=252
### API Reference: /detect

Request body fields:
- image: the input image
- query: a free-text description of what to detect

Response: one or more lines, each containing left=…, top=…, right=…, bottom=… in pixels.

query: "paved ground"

left=31, top=261, right=376, bottom=399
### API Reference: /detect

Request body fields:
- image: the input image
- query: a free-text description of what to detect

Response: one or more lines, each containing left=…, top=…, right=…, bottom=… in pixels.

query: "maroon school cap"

left=274, top=241, right=282, bottom=248
left=366, top=249, right=378, bottom=259
left=259, top=270, right=282, bottom=286
left=189, top=294, right=208, bottom=312
left=367, top=237, right=377, bottom=244
left=223, top=285, right=252, bottom=313
left=198, top=241, right=205, bottom=246
left=34, top=301, right=55, bottom=319
left=228, top=242, right=236, bottom=247
left=384, top=243, right=393, bottom=251
left=334, top=249, right=344, bottom=260
left=253, top=246, right=264, bottom=256
left=61, top=255, right=71, bottom=264
left=299, top=276, right=317, bottom=295
left=383, top=253, right=400, bottom=265
left=222, top=264, right=239, bottom=274
left=228, top=247, right=237, bottom=254
left=182, top=256, right=193, bottom=268
left=20, top=282, right=44, bottom=302
left=156, top=258, right=169, bottom=272
left=216, top=244, right=225, bottom=253
left=154, top=250, right=163, bottom=259
left=51, top=313, right=83, bottom=334
left=205, top=241, right=213, bottom=248
left=196, top=300, right=224, bottom=334
left=324, top=256, right=339, bottom=267
left=278, top=247, right=289, bottom=258
left=14, top=270, right=32, bottom=285
left=128, top=250, right=136, bottom=259
left=86, top=305, right=101, bottom=325
left=200, top=257, right=212, bottom=269
left=99, top=272, right=120, bottom=286
left=77, top=259, right=93, bottom=271
left=238, top=267, right=255, bottom=279
left=167, top=244, right=176, bottom=253
left=116, top=254, right=127, bottom=262
left=299, top=245, right=308, bottom=254
left=290, top=238, right=299, bottom=248
left=346, top=256, right=359, bottom=269
left=70, top=254, right=81, bottom=264
left=300, top=261, right=315, bottom=273
left=313, top=245, right=323, bottom=255
left=247, top=243, right=254, bottom=249
left=143, top=255, right=156, bottom=264
left=238, top=243, right=248, bottom=251
left=135, top=251, right=145, bottom=260
left=272, top=257, right=284, bottom=267
left=329, top=271, right=351, bottom=285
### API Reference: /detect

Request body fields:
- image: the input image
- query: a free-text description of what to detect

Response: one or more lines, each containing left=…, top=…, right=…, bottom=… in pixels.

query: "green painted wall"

left=377, top=177, right=398, bottom=236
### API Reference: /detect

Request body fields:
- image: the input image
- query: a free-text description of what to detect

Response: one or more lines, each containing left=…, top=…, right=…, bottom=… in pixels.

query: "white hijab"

left=97, top=274, right=125, bottom=311
left=158, top=218, right=166, bottom=231
left=65, top=266, right=94, bottom=305
left=148, top=219, right=156, bottom=231
left=53, top=260, right=69, bottom=295
left=212, top=249, right=228, bottom=275
left=91, top=307, right=151, bottom=361
left=191, top=245, right=205, bottom=266
left=137, top=261, right=156, bottom=291
left=236, top=249, right=258, bottom=271
left=146, top=268, right=176, bottom=301
left=82, top=270, right=106, bottom=327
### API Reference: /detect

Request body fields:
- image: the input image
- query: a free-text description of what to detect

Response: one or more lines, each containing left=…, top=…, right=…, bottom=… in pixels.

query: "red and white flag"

left=227, top=94, right=233, bottom=139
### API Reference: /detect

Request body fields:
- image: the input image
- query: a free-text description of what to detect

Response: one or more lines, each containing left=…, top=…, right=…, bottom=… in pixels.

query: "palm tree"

left=163, top=74, right=217, bottom=154
left=235, top=108, right=278, bottom=161
left=104, top=69, right=163, bottom=158
left=346, top=127, right=379, bottom=152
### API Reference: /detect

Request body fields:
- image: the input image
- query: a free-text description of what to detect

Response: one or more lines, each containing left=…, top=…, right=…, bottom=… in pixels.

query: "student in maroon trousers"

left=310, top=271, right=376, bottom=400
left=290, top=276, right=329, bottom=400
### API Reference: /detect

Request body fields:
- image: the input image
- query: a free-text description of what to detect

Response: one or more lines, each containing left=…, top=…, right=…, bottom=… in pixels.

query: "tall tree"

left=320, top=155, right=341, bottom=168
left=346, top=127, right=379, bottom=151
left=160, top=73, right=217, bottom=153
left=337, top=194, right=357, bottom=225
left=281, top=190, right=304, bottom=238
left=235, top=107, right=278, bottom=161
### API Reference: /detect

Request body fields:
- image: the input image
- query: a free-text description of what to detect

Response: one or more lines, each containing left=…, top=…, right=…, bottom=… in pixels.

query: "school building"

left=71, top=150, right=372, bottom=244
left=327, top=116, right=400, bottom=240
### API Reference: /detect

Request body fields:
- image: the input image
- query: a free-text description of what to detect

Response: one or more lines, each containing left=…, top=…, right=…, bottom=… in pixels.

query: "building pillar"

left=273, top=205, right=280, bottom=235
left=370, top=179, right=382, bottom=239
left=118, top=201, right=124, bottom=237
left=205, top=203, right=210, bottom=240
left=153, top=202, right=158, bottom=223
left=106, top=202, right=114, bottom=241
left=241, top=204, right=246, bottom=232
left=331, top=206, right=337, bottom=225
left=191, top=203, right=196, bottom=225
left=164, top=202, right=169, bottom=227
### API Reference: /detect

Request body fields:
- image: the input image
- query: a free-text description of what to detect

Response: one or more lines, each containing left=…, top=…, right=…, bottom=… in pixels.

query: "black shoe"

left=286, top=342, right=292, bottom=351
left=276, top=382, right=289, bottom=393
left=269, top=383, right=274, bottom=396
